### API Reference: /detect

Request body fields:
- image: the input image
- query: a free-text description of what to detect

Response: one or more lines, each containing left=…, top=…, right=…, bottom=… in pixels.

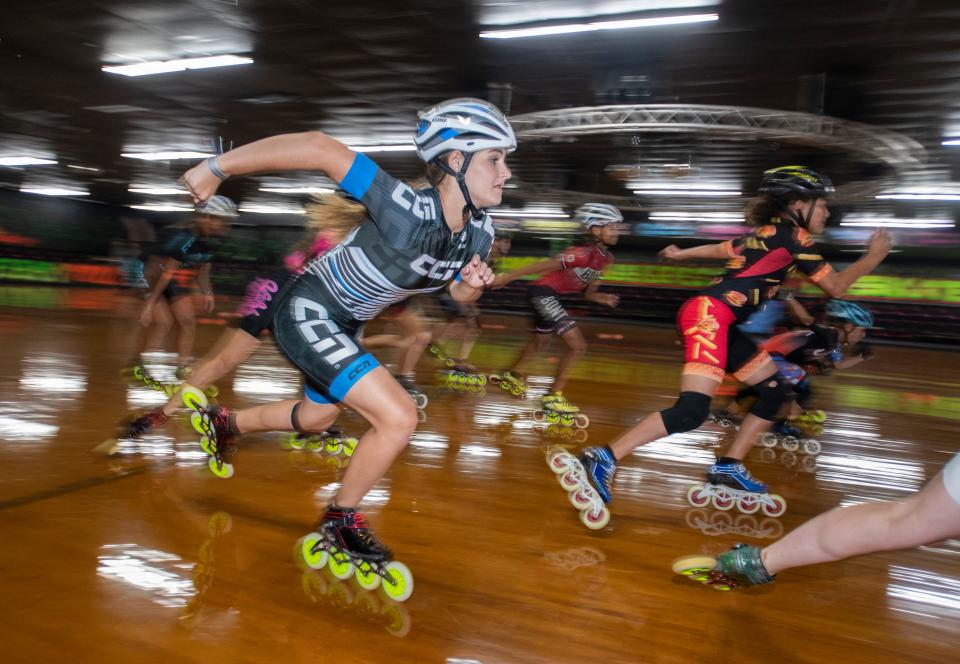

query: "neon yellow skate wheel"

left=179, top=384, right=208, bottom=411
left=289, top=434, right=307, bottom=450
left=328, top=550, right=355, bottom=580
left=355, top=562, right=382, bottom=591
left=671, top=554, right=718, bottom=579
left=324, top=440, right=343, bottom=455
left=380, top=561, right=414, bottom=602
left=307, top=438, right=324, bottom=452
left=190, top=411, right=209, bottom=436
left=205, top=385, right=219, bottom=398
left=477, top=374, right=487, bottom=386
left=199, top=436, right=215, bottom=456
left=342, top=438, right=358, bottom=457
left=559, top=414, right=574, bottom=427
left=208, top=457, right=234, bottom=479
left=298, top=533, right=328, bottom=570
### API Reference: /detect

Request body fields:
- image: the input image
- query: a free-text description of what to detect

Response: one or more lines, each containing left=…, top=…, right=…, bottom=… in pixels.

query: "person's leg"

left=723, top=358, right=790, bottom=461
left=396, top=309, right=431, bottom=376
left=144, top=297, right=174, bottom=353
left=762, top=466, right=960, bottom=575
left=550, top=324, right=587, bottom=393
left=510, top=332, right=549, bottom=376
left=456, top=313, right=481, bottom=361
left=170, top=295, right=197, bottom=367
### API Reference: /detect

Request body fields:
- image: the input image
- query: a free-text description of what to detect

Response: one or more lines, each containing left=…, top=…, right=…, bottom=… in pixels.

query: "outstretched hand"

left=180, top=160, right=222, bottom=204
left=658, top=244, right=682, bottom=261
left=460, top=254, right=495, bottom=289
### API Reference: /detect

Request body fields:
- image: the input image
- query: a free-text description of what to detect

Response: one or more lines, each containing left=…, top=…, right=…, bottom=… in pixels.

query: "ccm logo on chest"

left=411, top=255, right=461, bottom=281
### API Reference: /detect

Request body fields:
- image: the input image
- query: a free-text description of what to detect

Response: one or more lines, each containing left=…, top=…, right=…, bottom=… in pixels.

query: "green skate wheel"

left=180, top=385, right=209, bottom=411
left=510, top=386, right=522, bottom=396
left=298, top=533, right=329, bottom=570
left=580, top=505, right=610, bottom=530
left=355, top=562, right=382, bottom=591
left=342, top=438, right=358, bottom=457
left=760, top=432, right=779, bottom=448
left=324, top=440, right=343, bottom=455
left=199, top=436, right=215, bottom=456
left=205, top=385, right=219, bottom=398
left=380, top=561, right=414, bottom=602
left=558, top=414, right=573, bottom=427
left=307, top=438, right=324, bottom=452
left=328, top=550, right=355, bottom=580
left=289, top=434, right=307, bottom=450
left=807, top=410, right=826, bottom=423
left=477, top=374, right=487, bottom=386
left=686, top=484, right=712, bottom=508
left=761, top=494, right=787, bottom=518
left=190, top=411, right=208, bottom=436
left=545, top=411, right=560, bottom=424
left=671, top=554, right=717, bottom=580
left=208, top=457, right=234, bottom=479
left=133, top=365, right=148, bottom=381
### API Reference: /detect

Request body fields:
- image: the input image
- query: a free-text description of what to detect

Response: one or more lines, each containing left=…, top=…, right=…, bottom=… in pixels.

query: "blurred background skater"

left=177, top=97, right=513, bottom=600
left=673, top=452, right=960, bottom=590
left=124, top=196, right=236, bottom=385
left=548, top=167, right=891, bottom=528
left=490, top=203, right=623, bottom=424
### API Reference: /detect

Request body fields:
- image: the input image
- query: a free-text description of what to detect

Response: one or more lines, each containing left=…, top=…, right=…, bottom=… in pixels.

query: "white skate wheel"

left=781, top=436, right=800, bottom=452
left=568, top=488, right=593, bottom=511
left=546, top=449, right=574, bottom=474
left=711, top=489, right=736, bottom=511
left=558, top=471, right=580, bottom=492
left=685, top=484, right=712, bottom=508
left=580, top=505, right=610, bottom=530
left=760, top=493, right=787, bottom=518
left=736, top=494, right=761, bottom=515
left=760, top=432, right=779, bottom=448
left=802, top=439, right=821, bottom=456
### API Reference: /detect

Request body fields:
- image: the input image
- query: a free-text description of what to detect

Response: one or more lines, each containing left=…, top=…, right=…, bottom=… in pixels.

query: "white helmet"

left=576, top=203, right=623, bottom=228
left=415, top=98, right=517, bottom=164
left=195, top=195, right=238, bottom=218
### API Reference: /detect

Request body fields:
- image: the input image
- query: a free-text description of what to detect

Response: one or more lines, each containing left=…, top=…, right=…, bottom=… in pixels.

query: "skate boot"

left=296, top=506, right=414, bottom=602
left=793, top=409, right=825, bottom=425
left=545, top=445, right=615, bottom=530
left=396, top=375, right=428, bottom=410
left=685, top=460, right=786, bottom=517
left=445, top=360, right=487, bottom=387
left=707, top=409, right=742, bottom=430
left=122, top=408, right=170, bottom=439
left=760, top=420, right=821, bottom=456
left=488, top=370, right=527, bottom=397
left=189, top=406, right=237, bottom=479
left=535, top=392, right=589, bottom=428
left=672, top=543, right=776, bottom=591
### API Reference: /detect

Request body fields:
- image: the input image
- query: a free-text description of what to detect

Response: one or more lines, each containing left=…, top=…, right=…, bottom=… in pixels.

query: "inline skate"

left=185, top=397, right=237, bottom=479
left=760, top=419, right=821, bottom=456
left=286, top=426, right=359, bottom=457
left=488, top=370, right=528, bottom=397
left=685, top=461, right=786, bottom=517
left=534, top=392, right=589, bottom=429
left=396, top=375, right=428, bottom=411
left=672, top=543, right=775, bottom=591
left=296, top=506, right=414, bottom=602
left=545, top=445, right=615, bottom=529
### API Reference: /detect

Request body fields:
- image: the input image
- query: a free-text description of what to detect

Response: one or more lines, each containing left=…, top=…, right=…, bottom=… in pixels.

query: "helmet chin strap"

left=784, top=200, right=810, bottom=229
left=436, top=152, right=484, bottom=220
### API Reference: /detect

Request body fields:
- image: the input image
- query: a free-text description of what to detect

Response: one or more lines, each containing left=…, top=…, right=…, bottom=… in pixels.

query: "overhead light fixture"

left=840, top=214, right=954, bottom=229
left=238, top=205, right=306, bottom=215
left=0, top=157, right=57, bottom=166
left=20, top=186, right=90, bottom=196
left=259, top=186, right=336, bottom=195
left=489, top=208, right=568, bottom=218
left=347, top=143, right=416, bottom=153
left=480, top=12, right=718, bottom=39
left=876, top=193, right=960, bottom=201
left=121, top=151, right=213, bottom=161
left=635, top=189, right=741, bottom=197
left=103, top=55, right=253, bottom=77
left=128, top=186, right=188, bottom=195
left=650, top=211, right=745, bottom=222
left=942, top=139, right=960, bottom=146
left=67, top=164, right=100, bottom=172
left=129, top=203, right=193, bottom=212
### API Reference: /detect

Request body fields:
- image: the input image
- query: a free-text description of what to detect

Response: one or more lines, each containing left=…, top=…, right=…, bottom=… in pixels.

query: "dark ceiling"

left=2, top=0, right=960, bottom=224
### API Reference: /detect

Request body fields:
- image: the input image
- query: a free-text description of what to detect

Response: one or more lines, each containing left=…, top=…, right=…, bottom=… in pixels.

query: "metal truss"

left=511, top=104, right=925, bottom=170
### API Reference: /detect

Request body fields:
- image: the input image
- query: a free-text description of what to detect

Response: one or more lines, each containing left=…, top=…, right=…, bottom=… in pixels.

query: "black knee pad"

left=750, top=377, right=794, bottom=421
left=660, top=391, right=712, bottom=435
left=794, top=378, right=812, bottom=408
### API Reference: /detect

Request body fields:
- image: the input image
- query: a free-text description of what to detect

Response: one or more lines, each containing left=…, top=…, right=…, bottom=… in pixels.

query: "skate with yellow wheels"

left=685, top=461, right=787, bottom=517
left=295, top=506, right=414, bottom=603
left=488, top=370, right=528, bottom=397
left=181, top=385, right=236, bottom=479
left=545, top=445, right=614, bottom=530
left=286, top=426, right=359, bottom=457
left=533, top=392, right=589, bottom=429
left=126, top=364, right=219, bottom=399
left=672, top=543, right=775, bottom=591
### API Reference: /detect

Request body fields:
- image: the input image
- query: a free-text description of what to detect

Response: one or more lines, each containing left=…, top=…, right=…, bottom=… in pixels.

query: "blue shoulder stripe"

left=339, top=153, right=378, bottom=199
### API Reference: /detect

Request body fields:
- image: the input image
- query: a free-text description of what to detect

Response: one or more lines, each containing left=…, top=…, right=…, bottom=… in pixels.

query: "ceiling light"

left=121, top=151, right=213, bottom=161
left=650, top=211, right=744, bottom=222
left=0, top=157, right=57, bottom=166
left=347, top=143, right=416, bottom=153
left=67, top=164, right=100, bottom=172
left=238, top=205, right=306, bottom=215
left=129, top=203, right=193, bottom=212
left=103, top=55, right=253, bottom=77
left=634, top=189, right=741, bottom=197
left=942, top=139, right=960, bottom=146
left=489, top=208, right=568, bottom=218
left=480, top=12, right=718, bottom=39
left=259, top=186, right=336, bottom=195
left=20, top=187, right=90, bottom=196
left=840, top=214, right=954, bottom=229
left=876, top=193, right=960, bottom=201
left=128, top=186, right=188, bottom=195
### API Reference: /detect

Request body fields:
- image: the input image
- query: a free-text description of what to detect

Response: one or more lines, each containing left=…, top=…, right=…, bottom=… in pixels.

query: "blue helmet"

left=825, top=300, right=874, bottom=328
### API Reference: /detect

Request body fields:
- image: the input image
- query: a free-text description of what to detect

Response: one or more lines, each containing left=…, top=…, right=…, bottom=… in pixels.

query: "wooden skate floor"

left=2, top=288, right=959, bottom=663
